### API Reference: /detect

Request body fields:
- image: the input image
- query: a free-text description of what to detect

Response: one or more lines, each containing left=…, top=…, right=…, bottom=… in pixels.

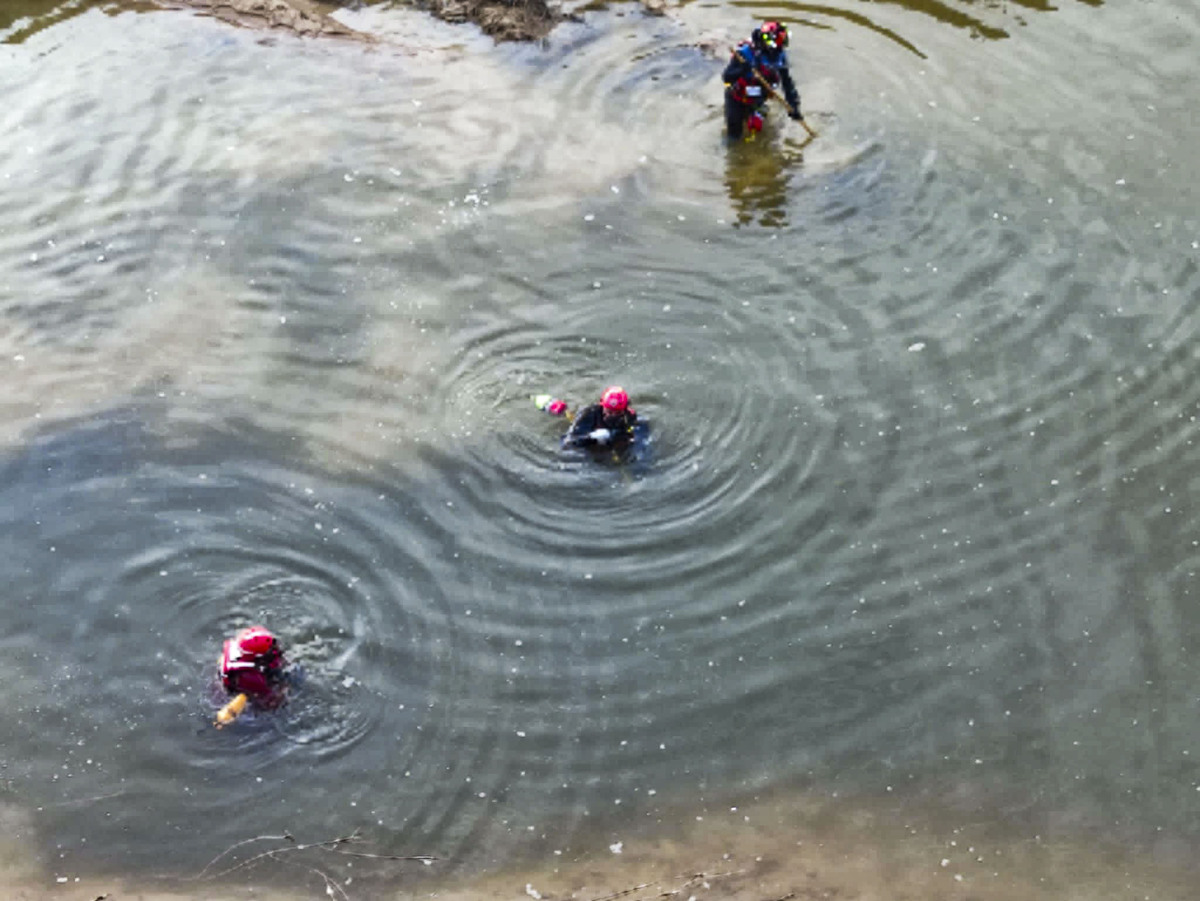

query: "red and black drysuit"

left=220, top=626, right=289, bottom=709
left=723, top=43, right=802, bottom=139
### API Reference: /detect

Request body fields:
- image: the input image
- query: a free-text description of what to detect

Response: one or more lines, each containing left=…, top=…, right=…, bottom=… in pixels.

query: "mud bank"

left=5, top=790, right=1196, bottom=901
left=154, top=0, right=373, bottom=38
left=413, top=0, right=563, bottom=41
left=158, top=0, right=565, bottom=41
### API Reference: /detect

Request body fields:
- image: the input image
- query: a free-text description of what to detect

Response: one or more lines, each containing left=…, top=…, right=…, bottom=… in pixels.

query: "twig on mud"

left=309, top=865, right=353, bottom=901
left=588, top=882, right=658, bottom=901
left=191, top=828, right=437, bottom=882
left=193, top=832, right=297, bottom=880
left=588, top=868, right=747, bottom=901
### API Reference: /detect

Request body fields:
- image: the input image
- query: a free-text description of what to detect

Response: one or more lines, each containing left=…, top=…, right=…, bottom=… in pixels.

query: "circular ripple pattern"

left=0, top=412, right=476, bottom=870
left=2, top=0, right=1200, bottom=888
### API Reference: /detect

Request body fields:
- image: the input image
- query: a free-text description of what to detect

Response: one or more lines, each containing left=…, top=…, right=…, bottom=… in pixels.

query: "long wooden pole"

left=730, top=47, right=818, bottom=139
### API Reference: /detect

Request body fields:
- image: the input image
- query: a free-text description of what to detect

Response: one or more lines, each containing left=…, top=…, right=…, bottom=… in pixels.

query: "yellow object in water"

left=215, top=693, right=248, bottom=728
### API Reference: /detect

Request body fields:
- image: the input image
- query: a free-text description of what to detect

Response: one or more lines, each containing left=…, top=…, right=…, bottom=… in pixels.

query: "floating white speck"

left=941, top=859, right=950, bottom=867
left=342, top=676, right=356, bottom=688
left=908, top=342, right=926, bottom=352
left=676, top=214, right=686, bottom=221
left=611, top=185, right=619, bottom=194
left=1115, top=178, right=1126, bottom=185
left=609, top=842, right=623, bottom=854
left=526, top=885, right=542, bottom=899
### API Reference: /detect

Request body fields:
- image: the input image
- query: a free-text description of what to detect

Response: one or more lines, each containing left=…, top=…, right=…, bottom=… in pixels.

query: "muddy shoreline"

left=5, top=787, right=1198, bottom=900
left=156, top=0, right=568, bottom=42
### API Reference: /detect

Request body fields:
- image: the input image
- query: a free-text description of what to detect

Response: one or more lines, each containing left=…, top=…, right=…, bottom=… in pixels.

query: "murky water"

left=1, top=0, right=1199, bottom=897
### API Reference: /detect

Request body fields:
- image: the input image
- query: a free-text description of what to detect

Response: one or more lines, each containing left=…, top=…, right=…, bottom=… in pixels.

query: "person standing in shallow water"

left=723, top=21, right=804, bottom=140
left=535, top=386, right=640, bottom=452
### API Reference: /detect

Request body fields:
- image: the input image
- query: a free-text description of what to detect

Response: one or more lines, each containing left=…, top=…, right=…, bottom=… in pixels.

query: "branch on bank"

left=586, top=868, right=746, bottom=901
left=186, top=828, right=437, bottom=899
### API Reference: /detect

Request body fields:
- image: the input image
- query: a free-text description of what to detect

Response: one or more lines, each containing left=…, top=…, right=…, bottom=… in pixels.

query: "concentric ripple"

left=3, top=0, right=1200, bottom=891
left=0, top=410, right=470, bottom=866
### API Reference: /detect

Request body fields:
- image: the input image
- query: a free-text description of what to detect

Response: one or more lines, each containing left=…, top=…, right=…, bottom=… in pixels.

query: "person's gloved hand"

left=788, top=107, right=803, bottom=121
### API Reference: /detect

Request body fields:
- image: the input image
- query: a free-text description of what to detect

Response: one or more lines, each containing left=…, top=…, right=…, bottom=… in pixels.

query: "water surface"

left=1, top=0, right=1199, bottom=896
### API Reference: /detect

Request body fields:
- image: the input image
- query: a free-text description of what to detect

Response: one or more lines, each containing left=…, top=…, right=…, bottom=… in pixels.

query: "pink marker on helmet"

left=600, top=386, right=629, bottom=413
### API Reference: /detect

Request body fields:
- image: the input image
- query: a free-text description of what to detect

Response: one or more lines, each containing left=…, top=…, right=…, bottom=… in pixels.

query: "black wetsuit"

left=563, top=404, right=638, bottom=449
left=723, top=43, right=801, bottom=140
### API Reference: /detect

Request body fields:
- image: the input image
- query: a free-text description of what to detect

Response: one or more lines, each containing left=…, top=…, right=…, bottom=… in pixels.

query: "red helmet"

left=220, top=625, right=284, bottom=695
left=234, top=626, right=278, bottom=657
left=600, top=386, right=629, bottom=413
left=754, top=21, right=789, bottom=51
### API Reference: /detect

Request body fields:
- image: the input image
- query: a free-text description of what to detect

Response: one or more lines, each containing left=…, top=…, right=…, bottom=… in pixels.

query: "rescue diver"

left=536, top=386, right=640, bottom=452
left=723, top=21, right=804, bottom=140
left=218, top=625, right=289, bottom=711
